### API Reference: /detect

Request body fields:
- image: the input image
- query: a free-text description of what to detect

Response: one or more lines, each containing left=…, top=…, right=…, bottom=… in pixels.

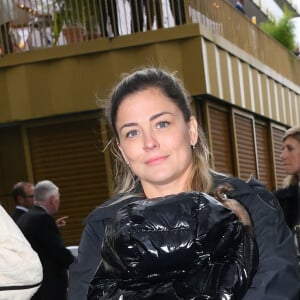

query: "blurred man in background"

left=11, top=181, right=35, bottom=222
left=17, top=180, right=74, bottom=300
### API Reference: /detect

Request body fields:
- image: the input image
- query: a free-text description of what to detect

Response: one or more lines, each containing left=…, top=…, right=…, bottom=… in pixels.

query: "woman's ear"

left=188, top=116, right=198, bottom=146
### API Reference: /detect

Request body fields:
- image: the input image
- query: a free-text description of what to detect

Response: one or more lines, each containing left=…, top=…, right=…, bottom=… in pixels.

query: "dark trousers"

left=130, top=0, right=163, bottom=33
left=169, top=0, right=186, bottom=25
left=98, top=0, right=119, bottom=37
left=0, top=22, right=13, bottom=54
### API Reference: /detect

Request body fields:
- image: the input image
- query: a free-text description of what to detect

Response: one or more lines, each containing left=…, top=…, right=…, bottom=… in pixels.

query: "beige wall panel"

left=291, top=92, right=300, bottom=125
left=147, top=44, right=184, bottom=71
left=117, top=43, right=183, bottom=73
left=276, top=84, right=285, bottom=123
left=1, top=66, right=31, bottom=121
left=279, top=86, right=286, bottom=124
left=225, top=53, right=236, bottom=105
left=241, top=62, right=251, bottom=110
left=247, top=66, right=255, bottom=112
left=181, top=38, right=206, bottom=95
left=267, top=78, right=276, bottom=120
left=203, top=41, right=219, bottom=97
left=230, top=57, right=242, bottom=108
left=259, top=74, right=271, bottom=118
left=287, top=89, right=294, bottom=125
left=0, top=75, right=11, bottom=121
left=251, top=69, right=262, bottom=115
left=294, top=92, right=300, bottom=125
left=218, top=49, right=231, bottom=103
left=29, top=53, right=124, bottom=115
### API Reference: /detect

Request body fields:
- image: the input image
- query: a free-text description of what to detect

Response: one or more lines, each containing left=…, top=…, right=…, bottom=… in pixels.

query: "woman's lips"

left=145, top=155, right=168, bottom=165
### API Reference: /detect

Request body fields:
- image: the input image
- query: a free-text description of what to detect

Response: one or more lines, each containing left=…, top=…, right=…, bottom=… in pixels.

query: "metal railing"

left=0, top=0, right=188, bottom=53
left=1, top=0, right=299, bottom=82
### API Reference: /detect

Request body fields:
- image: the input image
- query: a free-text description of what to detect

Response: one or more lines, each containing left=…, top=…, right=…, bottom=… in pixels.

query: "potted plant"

left=52, top=0, right=98, bottom=45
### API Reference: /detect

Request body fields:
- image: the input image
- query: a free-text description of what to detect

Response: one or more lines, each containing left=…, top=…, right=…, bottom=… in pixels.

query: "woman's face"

left=115, top=87, right=198, bottom=198
left=281, top=136, right=300, bottom=175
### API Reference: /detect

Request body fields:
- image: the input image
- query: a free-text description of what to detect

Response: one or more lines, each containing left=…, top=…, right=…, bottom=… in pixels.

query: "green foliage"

left=260, top=5, right=296, bottom=52
left=53, top=11, right=64, bottom=45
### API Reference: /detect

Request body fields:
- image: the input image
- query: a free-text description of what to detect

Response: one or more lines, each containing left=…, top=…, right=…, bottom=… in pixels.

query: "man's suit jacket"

left=11, top=207, right=26, bottom=222
left=17, top=205, right=74, bottom=300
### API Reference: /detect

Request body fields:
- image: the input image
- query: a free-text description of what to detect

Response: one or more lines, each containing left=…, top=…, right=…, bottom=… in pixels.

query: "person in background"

left=169, top=0, right=186, bottom=26
left=97, top=0, right=119, bottom=38
left=11, top=181, right=69, bottom=228
left=294, top=46, right=300, bottom=59
left=274, top=126, right=300, bottom=257
left=68, top=68, right=300, bottom=300
left=0, top=204, right=42, bottom=299
left=129, top=0, right=163, bottom=33
left=17, top=180, right=74, bottom=300
left=11, top=181, right=35, bottom=222
left=0, top=0, right=14, bottom=54
left=235, top=0, right=245, bottom=14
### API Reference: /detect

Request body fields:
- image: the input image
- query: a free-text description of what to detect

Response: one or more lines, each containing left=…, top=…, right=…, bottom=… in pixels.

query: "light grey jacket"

left=0, top=205, right=42, bottom=300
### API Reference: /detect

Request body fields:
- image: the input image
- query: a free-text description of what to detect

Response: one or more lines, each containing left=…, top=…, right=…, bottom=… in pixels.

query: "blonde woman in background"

left=275, top=126, right=300, bottom=257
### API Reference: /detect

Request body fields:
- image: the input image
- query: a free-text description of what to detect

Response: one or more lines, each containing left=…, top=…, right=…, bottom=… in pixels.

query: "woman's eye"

left=126, top=130, right=139, bottom=138
left=157, top=121, right=170, bottom=129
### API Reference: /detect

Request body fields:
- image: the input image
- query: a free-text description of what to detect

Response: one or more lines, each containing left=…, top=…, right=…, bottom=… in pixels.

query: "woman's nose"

left=143, top=132, right=159, bottom=151
left=280, top=150, right=286, bottom=160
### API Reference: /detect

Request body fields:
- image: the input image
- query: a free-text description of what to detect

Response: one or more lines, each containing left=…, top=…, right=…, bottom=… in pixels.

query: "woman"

left=68, top=68, right=300, bottom=300
left=274, top=126, right=300, bottom=254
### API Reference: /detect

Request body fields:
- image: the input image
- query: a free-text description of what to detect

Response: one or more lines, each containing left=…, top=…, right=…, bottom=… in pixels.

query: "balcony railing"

left=0, top=0, right=189, bottom=52
left=1, top=0, right=299, bottom=83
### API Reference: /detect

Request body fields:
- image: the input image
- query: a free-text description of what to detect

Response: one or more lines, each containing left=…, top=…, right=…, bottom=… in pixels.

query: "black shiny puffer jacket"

left=88, top=192, right=258, bottom=300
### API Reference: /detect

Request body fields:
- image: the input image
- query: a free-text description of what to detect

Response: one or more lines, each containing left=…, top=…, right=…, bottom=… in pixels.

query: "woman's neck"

left=143, top=182, right=190, bottom=199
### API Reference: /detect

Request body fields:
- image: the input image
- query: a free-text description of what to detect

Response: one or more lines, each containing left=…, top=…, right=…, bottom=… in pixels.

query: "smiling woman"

left=68, top=68, right=300, bottom=300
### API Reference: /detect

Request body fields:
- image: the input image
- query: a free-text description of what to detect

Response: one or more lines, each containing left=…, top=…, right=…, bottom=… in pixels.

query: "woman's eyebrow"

left=119, top=122, right=138, bottom=131
left=119, top=112, right=173, bottom=132
left=149, top=112, right=173, bottom=121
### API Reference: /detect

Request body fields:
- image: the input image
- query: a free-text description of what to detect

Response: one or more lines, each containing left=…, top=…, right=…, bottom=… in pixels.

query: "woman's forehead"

left=284, top=136, right=300, bottom=145
left=116, top=89, right=178, bottom=118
